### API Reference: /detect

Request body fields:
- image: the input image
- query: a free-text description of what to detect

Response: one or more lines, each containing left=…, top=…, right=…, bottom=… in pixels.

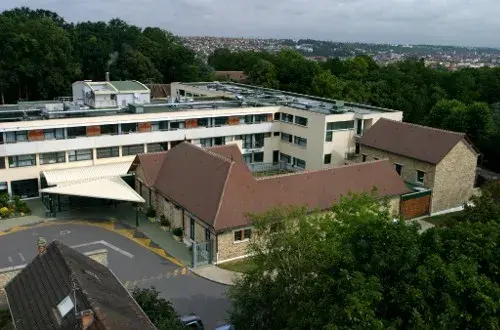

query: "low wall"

left=0, top=249, right=108, bottom=307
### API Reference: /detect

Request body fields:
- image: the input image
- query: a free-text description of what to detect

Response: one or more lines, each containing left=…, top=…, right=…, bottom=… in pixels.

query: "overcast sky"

left=2, top=0, right=498, bottom=47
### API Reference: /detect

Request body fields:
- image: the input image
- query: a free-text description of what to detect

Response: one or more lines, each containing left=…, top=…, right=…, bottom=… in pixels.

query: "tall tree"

left=132, top=287, right=185, bottom=330
left=246, top=59, right=279, bottom=89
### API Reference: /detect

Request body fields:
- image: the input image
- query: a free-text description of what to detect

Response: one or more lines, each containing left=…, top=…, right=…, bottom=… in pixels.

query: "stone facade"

left=432, top=140, right=477, bottom=212
left=0, top=249, right=108, bottom=307
left=360, top=140, right=477, bottom=214
left=216, top=229, right=252, bottom=264
left=184, top=213, right=213, bottom=243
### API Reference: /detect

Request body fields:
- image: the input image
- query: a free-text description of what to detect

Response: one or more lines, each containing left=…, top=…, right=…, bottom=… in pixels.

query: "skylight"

left=57, top=295, right=74, bottom=318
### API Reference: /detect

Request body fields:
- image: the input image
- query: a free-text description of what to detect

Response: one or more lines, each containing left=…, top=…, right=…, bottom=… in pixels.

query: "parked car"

left=180, top=314, right=205, bottom=329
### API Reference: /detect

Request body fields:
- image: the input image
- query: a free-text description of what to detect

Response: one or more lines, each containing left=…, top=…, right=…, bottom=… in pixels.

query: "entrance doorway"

left=11, top=179, right=39, bottom=198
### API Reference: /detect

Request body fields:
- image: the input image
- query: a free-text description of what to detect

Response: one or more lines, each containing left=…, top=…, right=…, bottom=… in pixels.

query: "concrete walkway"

left=191, top=265, right=243, bottom=285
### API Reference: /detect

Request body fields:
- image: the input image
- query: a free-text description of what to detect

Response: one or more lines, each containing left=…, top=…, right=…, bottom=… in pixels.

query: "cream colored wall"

left=432, top=140, right=478, bottom=213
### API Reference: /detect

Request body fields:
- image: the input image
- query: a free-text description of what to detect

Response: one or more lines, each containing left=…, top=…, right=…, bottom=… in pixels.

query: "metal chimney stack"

left=105, top=72, right=110, bottom=82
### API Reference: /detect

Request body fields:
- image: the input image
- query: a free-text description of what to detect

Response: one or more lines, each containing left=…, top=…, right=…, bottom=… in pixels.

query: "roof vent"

left=331, top=100, right=346, bottom=113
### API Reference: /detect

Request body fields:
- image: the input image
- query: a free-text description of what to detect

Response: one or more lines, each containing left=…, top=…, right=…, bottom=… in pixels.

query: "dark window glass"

left=395, top=164, right=403, bottom=175
left=253, top=152, right=264, bottom=163
left=234, top=231, right=242, bottom=241
left=40, top=152, right=65, bottom=165
left=96, top=147, right=119, bottom=159
left=294, top=116, right=308, bottom=126
left=68, top=149, right=93, bottom=162
left=121, top=123, right=137, bottom=134
left=8, top=154, right=36, bottom=168
left=122, top=144, right=144, bottom=156
left=324, top=154, right=332, bottom=164
left=325, top=131, right=333, bottom=142
left=101, top=124, right=118, bottom=135
left=244, top=229, right=252, bottom=239
left=67, top=127, right=86, bottom=138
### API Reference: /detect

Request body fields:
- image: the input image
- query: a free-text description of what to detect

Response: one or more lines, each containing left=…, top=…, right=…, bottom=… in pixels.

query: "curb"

left=188, top=268, right=238, bottom=286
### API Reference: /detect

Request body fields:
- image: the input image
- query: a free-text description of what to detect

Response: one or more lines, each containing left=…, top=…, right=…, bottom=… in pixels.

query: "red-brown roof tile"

left=130, top=152, right=167, bottom=186
left=359, top=118, right=467, bottom=164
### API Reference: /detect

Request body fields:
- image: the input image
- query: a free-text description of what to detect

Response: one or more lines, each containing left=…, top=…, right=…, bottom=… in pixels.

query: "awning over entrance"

left=42, top=162, right=133, bottom=186
left=40, top=176, right=145, bottom=203
left=40, top=162, right=144, bottom=203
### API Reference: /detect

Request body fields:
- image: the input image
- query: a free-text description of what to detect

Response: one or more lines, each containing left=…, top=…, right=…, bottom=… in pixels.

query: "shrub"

left=160, top=215, right=170, bottom=227
left=0, top=207, right=11, bottom=218
left=0, top=194, right=9, bottom=208
left=172, top=227, right=183, bottom=237
left=146, top=207, right=156, bottom=218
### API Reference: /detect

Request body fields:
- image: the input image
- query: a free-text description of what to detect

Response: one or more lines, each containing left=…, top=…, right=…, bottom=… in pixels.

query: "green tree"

left=246, top=59, right=279, bottom=89
left=426, top=99, right=467, bottom=129
left=132, top=287, right=185, bottom=330
left=310, top=70, right=344, bottom=99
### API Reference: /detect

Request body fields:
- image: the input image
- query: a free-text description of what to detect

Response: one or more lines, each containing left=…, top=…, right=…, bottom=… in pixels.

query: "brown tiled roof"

left=359, top=119, right=468, bottom=164
left=207, top=144, right=245, bottom=163
left=130, top=152, right=167, bottom=186
left=5, top=241, right=155, bottom=330
left=136, top=142, right=409, bottom=231
left=147, top=83, right=171, bottom=98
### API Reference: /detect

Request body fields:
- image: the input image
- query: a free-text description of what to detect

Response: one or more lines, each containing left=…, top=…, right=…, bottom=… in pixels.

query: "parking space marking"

left=18, top=253, right=25, bottom=263
left=123, top=267, right=190, bottom=289
left=71, top=240, right=134, bottom=258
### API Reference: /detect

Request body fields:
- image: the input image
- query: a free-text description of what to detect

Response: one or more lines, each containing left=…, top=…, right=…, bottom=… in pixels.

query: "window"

left=101, top=124, right=118, bottom=135
left=374, top=157, right=379, bottom=160
left=68, top=149, right=93, bottom=162
left=294, top=136, right=307, bottom=147
left=170, top=121, right=185, bottom=129
left=416, top=170, right=425, bottom=184
left=325, top=131, right=333, bottom=142
left=214, top=136, right=225, bottom=146
left=122, top=144, right=144, bottom=156
left=294, top=158, right=306, bottom=169
left=190, top=218, right=195, bottom=240
left=6, top=131, right=28, bottom=143
left=11, top=178, right=39, bottom=198
left=274, top=112, right=281, bottom=120
left=324, top=154, right=332, bottom=164
left=243, top=153, right=252, bottom=164
left=9, top=154, right=36, bottom=168
left=281, top=133, right=293, bottom=143
left=121, top=123, right=137, bottom=134
left=197, top=118, right=209, bottom=127
left=205, top=228, right=211, bottom=242
left=281, top=113, right=294, bottom=123
left=362, top=154, right=367, bottom=162
left=273, top=150, right=279, bottom=163
left=234, top=228, right=252, bottom=242
left=40, top=152, right=65, bottom=165
left=253, top=152, right=264, bottom=163
left=273, top=132, right=280, bottom=137
left=294, top=116, right=308, bottom=126
left=280, top=153, right=292, bottom=164
left=96, top=147, right=119, bottom=159
left=0, top=157, right=5, bottom=169
left=147, top=143, right=168, bottom=153
left=214, top=116, right=229, bottom=126
left=200, top=138, right=213, bottom=147
left=67, top=126, right=86, bottom=138
left=44, top=128, right=64, bottom=140
left=395, top=163, right=402, bottom=176
left=326, top=120, right=355, bottom=131
left=255, top=114, right=268, bottom=123
left=355, top=143, right=360, bottom=154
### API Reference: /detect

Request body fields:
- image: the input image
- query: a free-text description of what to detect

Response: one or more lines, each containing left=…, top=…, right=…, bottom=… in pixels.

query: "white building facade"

left=0, top=81, right=402, bottom=198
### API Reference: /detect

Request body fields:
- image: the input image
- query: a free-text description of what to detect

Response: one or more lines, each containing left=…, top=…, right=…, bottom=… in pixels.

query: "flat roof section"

left=42, top=161, right=133, bottom=186
left=110, top=80, right=149, bottom=92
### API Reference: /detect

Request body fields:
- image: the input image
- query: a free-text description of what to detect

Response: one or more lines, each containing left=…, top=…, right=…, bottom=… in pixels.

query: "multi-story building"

left=0, top=80, right=402, bottom=199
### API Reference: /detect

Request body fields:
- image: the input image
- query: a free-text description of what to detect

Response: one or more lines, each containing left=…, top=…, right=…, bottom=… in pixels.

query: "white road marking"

left=18, top=253, right=25, bottom=263
left=71, top=240, right=134, bottom=258
left=59, top=230, right=71, bottom=236
left=8, top=257, right=13, bottom=264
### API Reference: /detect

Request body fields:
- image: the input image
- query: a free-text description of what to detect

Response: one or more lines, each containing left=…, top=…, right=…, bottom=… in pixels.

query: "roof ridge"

left=380, top=118, right=466, bottom=136
left=212, top=161, right=234, bottom=229
left=256, top=160, right=388, bottom=181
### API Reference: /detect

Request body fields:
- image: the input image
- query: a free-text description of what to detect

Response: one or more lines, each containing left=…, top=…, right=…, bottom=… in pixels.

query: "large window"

left=294, top=158, right=306, bottom=169
left=121, top=123, right=137, bottom=134
left=40, top=152, right=65, bottom=165
left=280, top=113, right=294, bottom=123
left=234, top=228, right=252, bottom=242
left=11, top=178, right=39, bottom=198
left=294, top=116, right=308, bottom=126
left=67, top=126, right=87, bottom=138
left=253, top=152, right=264, bottom=163
left=68, top=149, right=93, bottom=162
left=5, top=131, right=28, bottom=143
left=254, top=114, right=268, bottom=123
left=147, top=143, right=168, bottom=153
left=170, top=121, right=185, bottom=129
left=96, top=147, right=119, bottom=159
left=122, top=144, right=144, bottom=156
left=101, top=124, right=119, bottom=135
left=214, top=136, right=225, bottom=146
left=243, top=153, right=252, bottom=164
left=44, top=128, right=65, bottom=140
left=9, top=154, right=36, bottom=168
left=281, top=133, right=293, bottom=143
left=280, top=153, right=292, bottom=164
left=214, top=116, right=229, bottom=126
left=197, top=118, right=209, bottom=127
left=326, top=120, right=355, bottom=131
left=294, top=136, right=307, bottom=147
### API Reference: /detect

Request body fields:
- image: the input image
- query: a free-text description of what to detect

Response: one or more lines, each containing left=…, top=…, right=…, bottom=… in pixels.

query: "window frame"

left=294, top=158, right=306, bottom=169
left=281, top=133, right=293, bottom=143
left=122, top=144, right=144, bottom=156
left=96, top=147, right=119, bottom=159
left=416, top=170, right=425, bottom=184
left=294, top=136, right=307, bottom=147
left=324, top=154, right=332, bottom=164
left=8, top=154, right=36, bottom=168
left=294, top=115, right=308, bottom=127
left=39, top=152, right=66, bottom=165
left=234, top=228, right=252, bottom=243
left=68, top=149, right=93, bottom=162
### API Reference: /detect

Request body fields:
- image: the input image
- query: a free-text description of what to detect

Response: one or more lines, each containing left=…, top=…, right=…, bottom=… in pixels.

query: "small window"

left=234, top=229, right=252, bottom=242
left=190, top=218, right=195, bottom=240
left=362, top=154, right=367, bottom=162
left=280, top=153, right=292, bottom=165
left=325, top=131, right=333, bottom=142
left=395, top=163, right=402, bottom=176
left=355, top=143, right=360, bottom=154
left=281, top=133, right=293, bottom=143
left=294, top=116, right=308, bottom=126
left=234, top=230, right=242, bottom=242
left=122, top=144, right=144, bottom=156
left=96, top=147, right=119, bottom=159
left=294, top=136, right=307, bottom=147
left=416, top=170, right=425, bottom=184
left=253, top=152, right=264, bottom=163
left=200, top=138, right=213, bottom=147
left=68, top=149, right=93, bottom=162
left=0, top=157, right=5, bottom=169
left=57, top=296, right=74, bottom=319
left=9, top=154, right=36, bottom=168
left=244, top=229, right=252, bottom=240
left=40, top=152, right=66, bottom=165
left=273, top=112, right=280, bottom=120
left=273, top=150, right=279, bottom=163
left=273, top=132, right=280, bottom=137
left=294, top=158, right=306, bottom=169
left=121, top=123, right=138, bottom=134
left=324, top=154, right=332, bottom=164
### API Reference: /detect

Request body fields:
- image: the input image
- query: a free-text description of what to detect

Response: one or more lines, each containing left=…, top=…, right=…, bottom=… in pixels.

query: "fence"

left=247, top=161, right=300, bottom=173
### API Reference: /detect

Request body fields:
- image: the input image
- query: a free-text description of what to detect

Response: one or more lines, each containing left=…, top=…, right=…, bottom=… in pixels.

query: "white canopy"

left=42, top=162, right=133, bottom=186
left=40, top=176, right=145, bottom=203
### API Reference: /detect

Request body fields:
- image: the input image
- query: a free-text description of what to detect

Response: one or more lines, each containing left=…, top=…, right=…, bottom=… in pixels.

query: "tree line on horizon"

left=1, top=7, right=500, bottom=172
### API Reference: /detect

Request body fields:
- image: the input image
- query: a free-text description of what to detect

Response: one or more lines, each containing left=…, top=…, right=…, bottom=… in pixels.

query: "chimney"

left=105, top=72, right=110, bottom=82
left=81, top=309, right=94, bottom=329
left=37, top=237, right=47, bottom=255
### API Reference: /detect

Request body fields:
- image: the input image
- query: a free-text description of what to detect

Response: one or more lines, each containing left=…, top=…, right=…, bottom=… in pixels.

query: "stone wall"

left=359, top=146, right=437, bottom=188
left=216, top=230, right=251, bottom=264
left=432, top=140, right=477, bottom=212
left=0, top=249, right=108, bottom=307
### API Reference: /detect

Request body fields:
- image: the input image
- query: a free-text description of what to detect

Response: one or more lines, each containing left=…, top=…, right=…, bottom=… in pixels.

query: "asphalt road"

left=0, top=224, right=231, bottom=329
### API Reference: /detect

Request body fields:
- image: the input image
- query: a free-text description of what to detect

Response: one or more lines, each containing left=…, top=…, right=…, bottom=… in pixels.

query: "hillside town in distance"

left=181, top=36, right=500, bottom=70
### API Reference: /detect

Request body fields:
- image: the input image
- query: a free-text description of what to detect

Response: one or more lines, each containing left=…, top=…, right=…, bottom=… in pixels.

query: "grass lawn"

left=253, top=169, right=294, bottom=178
left=218, top=258, right=257, bottom=274
left=423, top=211, right=464, bottom=228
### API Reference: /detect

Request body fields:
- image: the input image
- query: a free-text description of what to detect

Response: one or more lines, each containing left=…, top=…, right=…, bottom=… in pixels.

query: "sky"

left=2, top=0, right=499, bottom=47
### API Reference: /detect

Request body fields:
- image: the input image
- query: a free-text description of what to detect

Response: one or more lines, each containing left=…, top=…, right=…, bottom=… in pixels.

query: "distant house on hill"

left=215, top=71, right=247, bottom=82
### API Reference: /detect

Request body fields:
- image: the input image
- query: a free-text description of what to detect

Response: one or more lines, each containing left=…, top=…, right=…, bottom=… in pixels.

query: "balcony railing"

left=248, top=161, right=302, bottom=174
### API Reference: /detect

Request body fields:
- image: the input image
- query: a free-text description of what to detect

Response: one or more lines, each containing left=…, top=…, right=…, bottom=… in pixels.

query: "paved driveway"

left=0, top=224, right=230, bottom=329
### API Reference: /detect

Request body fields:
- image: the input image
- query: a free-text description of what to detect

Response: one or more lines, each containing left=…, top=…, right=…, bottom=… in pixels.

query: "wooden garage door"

left=400, top=192, right=431, bottom=220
